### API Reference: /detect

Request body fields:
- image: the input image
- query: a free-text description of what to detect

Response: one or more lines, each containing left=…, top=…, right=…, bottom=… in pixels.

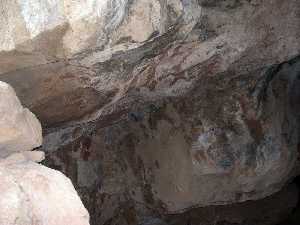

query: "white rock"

left=0, top=81, right=42, bottom=158
left=0, top=151, right=45, bottom=165
left=0, top=81, right=90, bottom=224
left=0, top=162, right=90, bottom=225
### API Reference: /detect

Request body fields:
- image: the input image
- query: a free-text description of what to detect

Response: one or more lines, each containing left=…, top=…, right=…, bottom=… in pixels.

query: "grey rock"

left=0, top=0, right=299, bottom=224
left=139, top=217, right=168, bottom=225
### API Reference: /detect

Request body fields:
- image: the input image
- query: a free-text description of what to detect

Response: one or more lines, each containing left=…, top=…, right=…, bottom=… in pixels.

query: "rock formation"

left=0, top=81, right=90, bottom=225
left=0, top=81, right=42, bottom=158
left=0, top=0, right=299, bottom=224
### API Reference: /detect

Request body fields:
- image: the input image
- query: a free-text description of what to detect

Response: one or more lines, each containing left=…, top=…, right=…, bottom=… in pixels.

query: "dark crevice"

left=277, top=176, right=300, bottom=225
left=256, top=54, right=300, bottom=110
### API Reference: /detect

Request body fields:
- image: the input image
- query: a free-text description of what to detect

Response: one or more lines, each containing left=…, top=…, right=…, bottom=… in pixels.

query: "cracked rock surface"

left=0, top=0, right=300, bottom=224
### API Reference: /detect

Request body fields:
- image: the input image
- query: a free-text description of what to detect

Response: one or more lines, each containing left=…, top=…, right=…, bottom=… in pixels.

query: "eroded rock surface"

left=0, top=0, right=300, bottom=224
left=0, top=82, right=90, bottom=225
left=43, top=58, right=300, bottom=221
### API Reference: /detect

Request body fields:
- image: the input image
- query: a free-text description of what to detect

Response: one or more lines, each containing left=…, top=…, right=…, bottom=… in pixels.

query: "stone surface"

left=43, top=56, right=300, bottom=224
left=0, top=151, right=45, bottom=165
left=166, top=183, right=299, bottom=225
left=0, top=81, right=42, bottom=158
left=0, top=81, right=90, bottom=225
left=0, top=0, right=299, bottom=224
left=0, top=161, right=90, bottom=225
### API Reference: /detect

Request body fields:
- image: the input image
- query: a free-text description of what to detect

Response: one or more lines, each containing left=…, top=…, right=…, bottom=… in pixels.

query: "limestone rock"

left=1, top=0, right=299, bottom=128
left=0, top=0, right=186, bottom=73
left=0, top=81, right=42, bottom=158
left=0, top=151, right=45, bottom=165
left=0, top=0, right=299, bottom=224
left=0, top=161, right=90, bottom=225
left=0, top=81, right=90, bottom=225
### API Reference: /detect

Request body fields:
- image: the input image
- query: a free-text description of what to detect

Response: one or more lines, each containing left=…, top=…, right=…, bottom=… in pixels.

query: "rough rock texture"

left=0, top=82, right=90, bottom=225
left=0, top=162, right=90, bottom=225
left=0, top=0, right=300, bottom=224
left=165, top=183, right=299, bottom=225
left=0, top=81, right=42, bottom=158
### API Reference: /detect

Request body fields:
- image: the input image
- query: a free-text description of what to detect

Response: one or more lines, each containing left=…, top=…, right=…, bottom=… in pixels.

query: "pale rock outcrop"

left=0, top=162, right=90, bottom=225
left=0, top=81, right=42, bottom=158
left=0, top=82, right=90, bottom=225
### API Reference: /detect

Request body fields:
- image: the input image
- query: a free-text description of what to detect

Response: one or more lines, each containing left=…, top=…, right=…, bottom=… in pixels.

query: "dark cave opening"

left=276, top=175, right=300, bottom=225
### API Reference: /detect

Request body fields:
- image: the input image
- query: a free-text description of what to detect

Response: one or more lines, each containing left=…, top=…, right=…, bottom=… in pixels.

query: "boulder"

left=0, top=162, right=90, bottom=225
left=0, top=81, right=90, bottom=225
left=0, top=81, right=42, bottom=158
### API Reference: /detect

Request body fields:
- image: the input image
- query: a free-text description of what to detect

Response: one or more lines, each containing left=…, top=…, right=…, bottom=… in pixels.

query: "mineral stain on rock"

left=80, top=137, right=92, bottom=161
left=1, top=0, right=300, bottom=225
left=244, top=118, right=264, bottom=144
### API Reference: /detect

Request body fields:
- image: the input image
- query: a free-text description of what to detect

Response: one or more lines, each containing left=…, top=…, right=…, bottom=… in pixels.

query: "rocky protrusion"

left=0, top=82, right=90, bottom=225
left=0, top=81, right=42, bottom=158
left=0, top=162, right=90, bottom=225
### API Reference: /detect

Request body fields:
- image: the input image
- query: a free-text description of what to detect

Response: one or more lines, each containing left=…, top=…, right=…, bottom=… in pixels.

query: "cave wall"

left=0, top=0, right=299, bottom=224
